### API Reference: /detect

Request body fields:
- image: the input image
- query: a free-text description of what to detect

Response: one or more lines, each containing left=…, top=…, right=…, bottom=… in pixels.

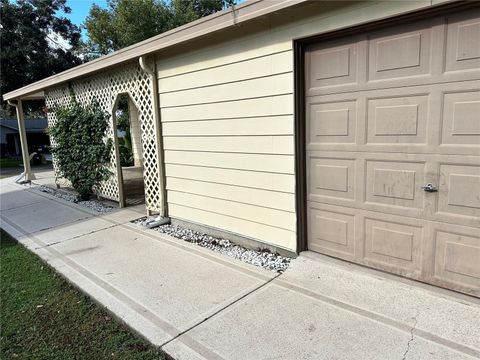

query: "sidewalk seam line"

left=1, top=199, right=45, bottom=212
left=33, top=223, right=120, bottom=250
left=160, top=273, right=281, bottom=350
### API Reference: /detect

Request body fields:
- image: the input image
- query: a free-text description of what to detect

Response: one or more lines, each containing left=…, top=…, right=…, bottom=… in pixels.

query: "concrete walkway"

left=1, top=175, right=479, bottom=360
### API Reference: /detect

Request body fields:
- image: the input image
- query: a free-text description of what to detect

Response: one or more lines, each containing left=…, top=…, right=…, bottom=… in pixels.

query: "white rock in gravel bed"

left=77, top=200, right=113, bottom=213
left=134, top=221, right=291, bottom=273
left=31, top=185, right=114, bottom=213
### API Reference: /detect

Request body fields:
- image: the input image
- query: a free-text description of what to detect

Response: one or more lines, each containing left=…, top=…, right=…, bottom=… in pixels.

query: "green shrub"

left=49, top=98, right=112, bottom=199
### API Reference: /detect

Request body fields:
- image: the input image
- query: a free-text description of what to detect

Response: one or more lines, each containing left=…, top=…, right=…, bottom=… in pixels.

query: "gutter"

left=138, top=56, right=168, bottom=217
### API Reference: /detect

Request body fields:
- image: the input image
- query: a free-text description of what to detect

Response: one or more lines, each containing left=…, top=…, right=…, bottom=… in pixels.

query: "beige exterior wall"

left=156, top=0, right=444, bottom=252
left=128, top=97, right=143, bottom=167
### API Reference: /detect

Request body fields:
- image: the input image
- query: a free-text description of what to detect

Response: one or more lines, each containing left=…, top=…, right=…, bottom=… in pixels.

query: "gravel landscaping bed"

left=134, top=218, right=291, bottom=273
left=31, top=185, right=114, bottom=213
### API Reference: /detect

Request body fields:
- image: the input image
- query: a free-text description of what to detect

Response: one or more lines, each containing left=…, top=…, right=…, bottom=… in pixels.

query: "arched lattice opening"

left=112, top=92, right=146, bottom=207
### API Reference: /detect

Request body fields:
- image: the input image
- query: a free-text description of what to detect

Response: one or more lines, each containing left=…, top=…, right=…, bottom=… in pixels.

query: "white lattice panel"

left=45, top=62, right=162, bottom=212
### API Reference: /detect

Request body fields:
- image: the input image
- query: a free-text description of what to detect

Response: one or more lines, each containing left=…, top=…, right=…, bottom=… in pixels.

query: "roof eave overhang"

left=3, top=0, right=307, bottom=101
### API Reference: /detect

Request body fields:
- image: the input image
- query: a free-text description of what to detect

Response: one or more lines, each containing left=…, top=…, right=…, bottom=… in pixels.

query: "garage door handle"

left=422, top=183, right=438, bottom=192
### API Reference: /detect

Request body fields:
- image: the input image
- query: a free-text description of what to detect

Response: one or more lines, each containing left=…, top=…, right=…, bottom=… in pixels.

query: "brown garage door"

left=305, top=9, right=480, bottom=296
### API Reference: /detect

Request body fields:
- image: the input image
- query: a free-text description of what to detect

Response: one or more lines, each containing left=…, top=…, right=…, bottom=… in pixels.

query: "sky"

left=61, top=0, right=108, bottom=28
left=44, top=0, right=108, bottom=49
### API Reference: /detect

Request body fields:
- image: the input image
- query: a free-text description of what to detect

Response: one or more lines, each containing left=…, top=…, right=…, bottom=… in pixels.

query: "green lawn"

left=0, top=229, right=164, bottom=360
left=0, top=158, right=23, bottom=168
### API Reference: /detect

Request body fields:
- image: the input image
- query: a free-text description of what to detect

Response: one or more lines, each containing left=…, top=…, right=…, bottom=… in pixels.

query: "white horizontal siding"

left=158, top=50, right=293, bottom=92
left=161, top=94, right=293, bottom=122
left=162, top=116, right=293, bottom=136
left=157, top=19, right=298, bottom=251
left=157, top=0, right=435, bottom=251
left=168, top=191, right=295, bottom=231
left=163, top=136, right=293, bottom=154
left=165, top=164, right=294, bottom=193
left=156, top=33, right=293, bottom=78
left=156, top=16, right=297, bottom=249
left=160, top=72, right=293, bottom=108
left=166, top=177, right=295, bottom=212
left=168, top=204, right=297, bottom=250
left=164, top=151, right=294, bottom=174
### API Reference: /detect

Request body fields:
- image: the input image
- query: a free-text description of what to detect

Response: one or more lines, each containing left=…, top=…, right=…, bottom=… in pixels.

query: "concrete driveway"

left=1, top=175, right=479, bottom=360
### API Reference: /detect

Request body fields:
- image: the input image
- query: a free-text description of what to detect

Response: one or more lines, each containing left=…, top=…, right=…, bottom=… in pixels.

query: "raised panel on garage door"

left=431, top=223, right=480, bottom=297
left=364, top=217, right=423, bottom=277
left=437, top=162, right=480, bottom=227
left=305, top=37, right=362, bottom=93
left=306, top=99, right=357, bottom=145
left=304, top=9, right=480, bottom=296
left=445, top=12, right=480, bottom=73
left=441, top=90, right=480, bottom=154
left=368, top=23, right=433, bottom=81
left=366, top=94, right=428, bottom=145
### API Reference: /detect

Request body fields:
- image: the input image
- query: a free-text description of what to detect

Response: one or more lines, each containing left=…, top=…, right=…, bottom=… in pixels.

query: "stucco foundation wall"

left=156, top=0, right=445, bottom=252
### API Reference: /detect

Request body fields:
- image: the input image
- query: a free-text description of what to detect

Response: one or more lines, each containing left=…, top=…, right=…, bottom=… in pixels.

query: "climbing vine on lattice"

left=49, top=98, right=113, bottom=200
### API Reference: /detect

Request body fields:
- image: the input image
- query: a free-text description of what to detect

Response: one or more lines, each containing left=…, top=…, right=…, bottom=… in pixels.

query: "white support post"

left=8, top=99, right=35, bottom=181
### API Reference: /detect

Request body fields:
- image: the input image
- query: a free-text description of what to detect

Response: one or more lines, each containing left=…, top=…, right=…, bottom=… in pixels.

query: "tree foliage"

left=84, top=0, right=235, bottom=57
left=49, top=97, right=112, bottom=199
left=170, top=0, right=234, bottom=28
left=0, top=0, right=83, bottom=114
left=84, top=0, right=171, bottom=56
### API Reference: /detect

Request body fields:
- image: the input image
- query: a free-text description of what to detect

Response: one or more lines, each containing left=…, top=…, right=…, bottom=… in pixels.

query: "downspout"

left=139, top=56, right=168, bottom=218
left=7, top=99, right=36, bottom=182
